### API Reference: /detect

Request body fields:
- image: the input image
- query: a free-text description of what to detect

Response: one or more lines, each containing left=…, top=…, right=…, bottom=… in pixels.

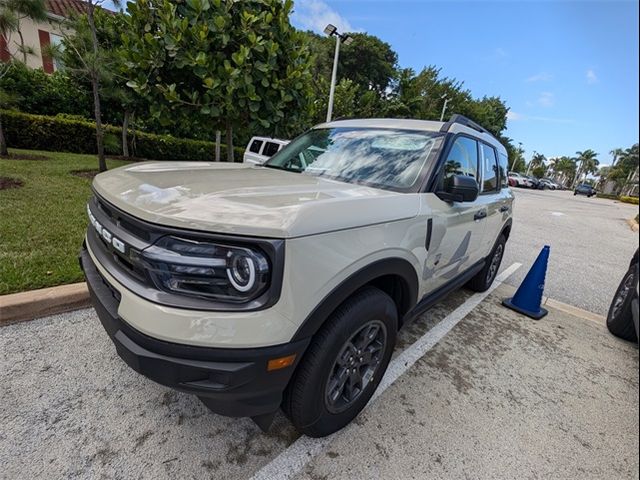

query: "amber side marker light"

left=267, top=354, right=296, bottom=371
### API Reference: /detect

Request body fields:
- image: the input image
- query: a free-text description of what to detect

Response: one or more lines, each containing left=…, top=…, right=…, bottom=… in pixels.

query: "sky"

left=290, top=0, right=639, bottom=166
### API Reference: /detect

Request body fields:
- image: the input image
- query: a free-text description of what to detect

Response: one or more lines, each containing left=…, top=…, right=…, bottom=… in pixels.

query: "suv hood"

left=92, top=162, right=419, bottom=238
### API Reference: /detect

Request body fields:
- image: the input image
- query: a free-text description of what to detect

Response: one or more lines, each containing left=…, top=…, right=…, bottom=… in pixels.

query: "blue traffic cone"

left=503, top=245, right=550, bottom=320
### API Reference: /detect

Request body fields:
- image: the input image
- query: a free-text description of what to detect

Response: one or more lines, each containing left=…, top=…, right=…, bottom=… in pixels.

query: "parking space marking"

left=251, top=262, right=522, bottom=480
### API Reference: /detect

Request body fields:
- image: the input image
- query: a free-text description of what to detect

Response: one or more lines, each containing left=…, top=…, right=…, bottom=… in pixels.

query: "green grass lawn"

left=0, top=149, right=130, bottom=295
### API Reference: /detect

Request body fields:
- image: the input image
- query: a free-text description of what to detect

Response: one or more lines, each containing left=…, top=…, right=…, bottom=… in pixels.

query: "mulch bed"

left=0, top=176, right=25, bottom=190
left=70, top=169, right=100, bottom=179
left=0, top=153, right=50, bottom=161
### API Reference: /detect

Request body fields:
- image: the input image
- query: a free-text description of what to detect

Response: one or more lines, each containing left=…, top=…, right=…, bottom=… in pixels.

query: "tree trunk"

left=18, top=28, right=27, bottom=64
left=86, top=3, right=106, bottom=172
left=215, top=130, right=221, bottom=162
left=225, top=122, right=234, bottom=162
left=122, top=110, right=130, bottom=158
left=0, top=115, right=7, bottom=156
left=91, top=74, right=106, bottom=172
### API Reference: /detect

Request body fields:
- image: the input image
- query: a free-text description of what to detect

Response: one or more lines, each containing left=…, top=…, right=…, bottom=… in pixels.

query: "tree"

left=605, top=144, right=639, bottom=194
left=527, top=151, right=546, bottom=175
left=0, top=0, right=46, bottom=62
left=573, top=149, right=599, bottom=187
left=305, top=31, right=397, bottom=95
left=55, top=1, right=121, bottom=171
left=610, top=148, right=624, bottom=167
left=123, top=0, right=312, bottom=162
left=0, top=0, right=46, bottom=155
left=550, top=156, right=577, bottom=187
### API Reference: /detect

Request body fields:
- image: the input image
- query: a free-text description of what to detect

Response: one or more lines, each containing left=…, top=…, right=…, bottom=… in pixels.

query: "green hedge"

left=596, top=193, right=618, bottom=200
left=619, top=196, right=639, bottom=205
left=1, top=110, right=245, bottom=161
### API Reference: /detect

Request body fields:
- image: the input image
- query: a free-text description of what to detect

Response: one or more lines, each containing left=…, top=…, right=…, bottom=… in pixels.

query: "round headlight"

left=227, top=252, right=256, bottom=292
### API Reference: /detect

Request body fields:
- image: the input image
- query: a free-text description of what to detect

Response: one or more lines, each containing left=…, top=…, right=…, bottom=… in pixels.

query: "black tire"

left=467, top=234, right=506, bottom=292
left=606, top=266, right=638, bottom=342
left=282, top=287, right=397, bottom=437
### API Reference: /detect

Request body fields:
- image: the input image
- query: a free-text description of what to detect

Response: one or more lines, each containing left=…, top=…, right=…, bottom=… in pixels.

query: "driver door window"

left=443, top=136, right=479, bottom=189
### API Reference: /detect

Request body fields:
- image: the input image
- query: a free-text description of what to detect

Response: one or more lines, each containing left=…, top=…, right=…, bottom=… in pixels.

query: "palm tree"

left=554, top=156, right=577, bottom=187
left=573, top=149, right=599, bottom=187
left=527, top=152, right=546, bottom=175
left=609, top=148, right=624, bottom=167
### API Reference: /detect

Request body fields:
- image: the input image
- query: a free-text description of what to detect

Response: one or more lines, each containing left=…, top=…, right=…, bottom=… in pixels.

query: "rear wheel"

left=467, top=235, right=506, bottom=292
left=282, top=287, right=397, bottom=437
left=607, top=266, right=638, bottom=342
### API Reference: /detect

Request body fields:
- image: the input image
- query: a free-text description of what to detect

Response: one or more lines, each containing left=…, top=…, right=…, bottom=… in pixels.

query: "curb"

left=496, top=283, right=606, bottom=326
left=0, top=283, right=90, bottom=326
left=543, top=297, right=606, bottom=325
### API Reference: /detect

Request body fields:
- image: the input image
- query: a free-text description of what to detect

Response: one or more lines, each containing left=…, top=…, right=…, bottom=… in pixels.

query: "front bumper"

left=80, top=247, right=310, bottom=418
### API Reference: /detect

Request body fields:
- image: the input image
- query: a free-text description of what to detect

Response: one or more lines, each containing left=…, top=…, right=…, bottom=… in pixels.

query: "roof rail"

left=440, top=114, right=495, bottom=138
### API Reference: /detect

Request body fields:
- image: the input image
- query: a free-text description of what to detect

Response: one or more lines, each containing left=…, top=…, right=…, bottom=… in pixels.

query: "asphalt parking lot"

left=2, top=275, right=638, bottom=479
left=1, top=190, right=638, bottom=480
left=502, top=189, right=639, bottom=315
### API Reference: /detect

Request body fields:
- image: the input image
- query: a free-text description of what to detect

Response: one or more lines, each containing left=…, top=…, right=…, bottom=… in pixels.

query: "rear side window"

left=498, top=153, right=509, bottom=187
left=443, top=136, right=479, bottom=188
left=262, top=142, right=280, bottom=157
left=249, top=139, right=263, bottom=154
left=480, top=143, right=499, bottom=192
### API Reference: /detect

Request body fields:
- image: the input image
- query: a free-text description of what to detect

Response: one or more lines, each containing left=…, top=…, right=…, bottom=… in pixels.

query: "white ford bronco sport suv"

left=81, top=115, right=513, bottom=437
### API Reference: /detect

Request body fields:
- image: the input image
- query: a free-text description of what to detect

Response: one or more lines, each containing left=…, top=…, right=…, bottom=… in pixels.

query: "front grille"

left=96, top=197, right=151, bottom=242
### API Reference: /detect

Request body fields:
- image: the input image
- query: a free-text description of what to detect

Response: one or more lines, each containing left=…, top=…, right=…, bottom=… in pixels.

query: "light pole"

left=324, top=24, right=353, bottom=123
left=439, top=94, right=449, bottom=122
left=511, top=142, right=523, bottom=172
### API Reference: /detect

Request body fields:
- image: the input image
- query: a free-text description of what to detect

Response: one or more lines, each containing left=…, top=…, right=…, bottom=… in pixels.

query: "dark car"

left=574, top=183, right=596, bottom=197
left=607, top=250, right=639, bottom=343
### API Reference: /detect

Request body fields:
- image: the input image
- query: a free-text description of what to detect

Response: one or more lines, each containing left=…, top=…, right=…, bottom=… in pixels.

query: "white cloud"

left=506, top=112, right=573, bottom=124
left=291, top=0, right=356, bottom=34
left=537, top=91, right=554, bottom=108
left=586, top=69, right=598, bottom=84
left=526, top=72, right=553, bottom=82
left=507, top=111, right=523, bottom=121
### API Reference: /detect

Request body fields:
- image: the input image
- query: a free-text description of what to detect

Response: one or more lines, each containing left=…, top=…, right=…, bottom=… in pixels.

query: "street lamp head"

left=324, top=24, right=337, bottom=36
left=342, top=35, right=354, bottom=45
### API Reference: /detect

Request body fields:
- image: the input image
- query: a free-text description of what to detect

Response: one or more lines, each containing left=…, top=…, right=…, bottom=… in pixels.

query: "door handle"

left=474, top=210, right=487, bottom=221
left=499, top=205, right=509, bottom=213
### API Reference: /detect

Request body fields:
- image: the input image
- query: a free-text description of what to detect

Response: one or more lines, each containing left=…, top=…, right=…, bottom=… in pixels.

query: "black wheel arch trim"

left=291, top=258, right=419, bottom=342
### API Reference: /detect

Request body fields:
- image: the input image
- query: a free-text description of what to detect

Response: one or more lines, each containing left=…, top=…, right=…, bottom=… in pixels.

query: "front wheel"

left=607, top=266, right=638, bottom=342
left=282, top=287, right=397, bottom=437
left=467, top=235, right=506, bottom=292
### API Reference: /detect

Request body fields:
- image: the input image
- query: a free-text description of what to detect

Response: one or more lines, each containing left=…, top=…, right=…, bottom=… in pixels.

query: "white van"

left=243, top=137, right=289, bottom=165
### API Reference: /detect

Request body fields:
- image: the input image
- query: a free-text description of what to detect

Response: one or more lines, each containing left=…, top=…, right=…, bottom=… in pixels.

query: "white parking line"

left=251, top=262, right=522, bottom=480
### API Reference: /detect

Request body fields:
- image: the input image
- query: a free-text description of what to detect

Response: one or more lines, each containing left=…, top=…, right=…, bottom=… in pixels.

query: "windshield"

left=264, top=128, right=442, bottom=190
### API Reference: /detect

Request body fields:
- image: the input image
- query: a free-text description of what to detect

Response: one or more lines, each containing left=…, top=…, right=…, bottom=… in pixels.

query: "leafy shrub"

left=1, top=110, right=245, bottom=161
left=619, top=196, right=639, bottom=205
left=0, top=63, right=92, bottom=118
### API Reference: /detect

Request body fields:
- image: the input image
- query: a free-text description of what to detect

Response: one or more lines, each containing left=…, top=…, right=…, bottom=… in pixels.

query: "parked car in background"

left=526, top=176, right=545, bottom=190
left=508, top=172, right=534, bottom=188
left=539, top=179, right=557, bottom=190
left=243, top=137, right=289, bottom=165
left=607, top=250, right=639, bottom=343
left=574, top=183, right=597, bottom=197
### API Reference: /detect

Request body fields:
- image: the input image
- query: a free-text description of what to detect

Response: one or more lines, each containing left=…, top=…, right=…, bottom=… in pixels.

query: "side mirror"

left=437, top=174, right=479, bottom=203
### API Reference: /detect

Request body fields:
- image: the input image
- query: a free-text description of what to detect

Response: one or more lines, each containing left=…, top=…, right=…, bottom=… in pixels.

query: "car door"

left=420, top=135, right=487, bottom=294
left=477, top=142, right=508, bottom=255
